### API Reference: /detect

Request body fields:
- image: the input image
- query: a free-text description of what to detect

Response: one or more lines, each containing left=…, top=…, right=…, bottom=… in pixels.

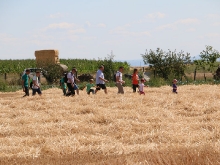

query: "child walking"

left=139, top=78, right=147, bottom=95
left=32, top=71, right=42, bottom=96
left=132, top=68, right=139, bottom=93
left=86, top=79, right=96, bottom=95
left=172, top=79, right=178, bottom=94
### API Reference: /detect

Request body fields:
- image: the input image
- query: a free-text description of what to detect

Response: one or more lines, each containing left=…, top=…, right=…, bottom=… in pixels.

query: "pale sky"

left=0, top=0, right=220, bottom=64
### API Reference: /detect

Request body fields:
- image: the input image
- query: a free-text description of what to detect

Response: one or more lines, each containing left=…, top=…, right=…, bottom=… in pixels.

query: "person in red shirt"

left=131, top=68, right=139, bottom=93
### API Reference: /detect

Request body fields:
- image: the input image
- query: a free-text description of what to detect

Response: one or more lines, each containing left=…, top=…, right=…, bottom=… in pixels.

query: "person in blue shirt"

left=172, top=79, right=178, bottom=94
left=21, top=69, right=30, bottom=97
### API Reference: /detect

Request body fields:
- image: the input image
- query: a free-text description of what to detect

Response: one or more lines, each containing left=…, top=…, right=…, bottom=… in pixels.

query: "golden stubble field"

left=0, top=85, right=220, bottom=165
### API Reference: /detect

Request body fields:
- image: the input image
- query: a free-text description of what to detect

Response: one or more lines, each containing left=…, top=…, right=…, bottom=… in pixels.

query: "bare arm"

left=22, top=80, right=24, bottom=87
left=33, top=80, right=40, bottom=88
left=22, top=79, right=25, bottom=91
left=116, top=76, right=120, bottom=83
left=75, top=77, right=80, bottom=82
left=116, top=75, right=125, bottom=83
left=99, top=77, right=108, bottom=82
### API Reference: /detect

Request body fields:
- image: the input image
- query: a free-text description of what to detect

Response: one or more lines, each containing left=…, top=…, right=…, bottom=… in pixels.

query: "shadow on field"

left=1, top=146, right=219, bottom=165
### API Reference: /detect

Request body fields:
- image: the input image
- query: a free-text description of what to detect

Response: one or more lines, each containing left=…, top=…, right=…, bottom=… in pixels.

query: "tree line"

left=141, top=45, right=220, bottom=81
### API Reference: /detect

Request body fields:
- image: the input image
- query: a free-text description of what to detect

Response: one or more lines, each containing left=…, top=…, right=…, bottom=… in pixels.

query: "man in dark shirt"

left=22, top=69, right=30, bottom=97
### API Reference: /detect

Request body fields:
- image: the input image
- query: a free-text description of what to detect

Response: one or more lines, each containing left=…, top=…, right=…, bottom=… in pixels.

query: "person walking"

left=139, top=78, right=147, bottom=95
left=116, top=66, right=125, bottom=94
left=172, top=79, right=178, bottom=94
left=95, top=65, right=109, bottom=94
left=131, top=68, right=139, bottom=93
left=32, top=71, right=42, bottom=96
left=72, top=68, right=80, bottom=95
left=22, top=69, right=30, bottom=97
left=86, top=79, right=96, bottom=95
left=66, top=68, right=76, bottom=96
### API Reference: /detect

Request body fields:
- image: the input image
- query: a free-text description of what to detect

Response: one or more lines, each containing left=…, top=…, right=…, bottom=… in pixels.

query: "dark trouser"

left=173, top=89, right=177, bottom=94
left=32, top=88, right=42, bottom=95
left=66, top=83, right=75, bottom=96
left=132, top=84, right=139, bottom=92
left=62, top=88, right=67, bottom=95
left=87, top=89, right=95, bottom=95
left=24, top=87, right=29, bottom=96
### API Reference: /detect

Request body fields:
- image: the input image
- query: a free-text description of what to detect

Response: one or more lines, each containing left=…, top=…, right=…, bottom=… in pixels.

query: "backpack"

left=113, top=71, right=120, bottom=82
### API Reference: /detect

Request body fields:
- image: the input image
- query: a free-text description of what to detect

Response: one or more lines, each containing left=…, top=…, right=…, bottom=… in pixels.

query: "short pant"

left=96, top=84, right=106, bottom=90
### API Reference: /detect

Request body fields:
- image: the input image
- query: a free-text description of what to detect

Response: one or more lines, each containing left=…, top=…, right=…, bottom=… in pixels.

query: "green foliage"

left=97, top=55, right=115, bottom=81
left=0, top=80, right=7, bottom=91
left=96, top=55, right=130, bottom=81
left=194, top=60, right=206, bottom=70
left=0, top=79, right=22, bottom=92
left=199, top=45, right=220, bottom=72
left=60, top=59, right=98, bottom=74
left=193, top=46, right=220, bottom=81
left=0, top=59, right=36, bottom=74
left=0, top=58, right=130, bottom=77
left=123, top=77, right=132, bottom=87
left=142, top=48, right=191, bottom=80
left=42, top=64, right=62, bottom=84
left=148, top=77, right=167, bottom=87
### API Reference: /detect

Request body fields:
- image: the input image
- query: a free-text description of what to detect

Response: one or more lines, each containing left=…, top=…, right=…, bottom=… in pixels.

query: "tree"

left=42, top=64, right=63, bottom=84
left=141, top=48, right=191, bottom=80
left=199, top=45, right=220, bottom=73
left=193, top=60, right=206, bottom=81
left=193, top=46, right=220, bottom=81
left=97, top=52, right=130, bottom=81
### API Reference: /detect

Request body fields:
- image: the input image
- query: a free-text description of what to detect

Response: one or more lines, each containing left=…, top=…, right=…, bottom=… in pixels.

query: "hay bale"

left=35, top=50, right=60, bottom=67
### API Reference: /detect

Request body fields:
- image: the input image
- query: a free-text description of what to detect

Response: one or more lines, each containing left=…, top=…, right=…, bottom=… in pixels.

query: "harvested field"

left=0, top=85, right=220, bottom=165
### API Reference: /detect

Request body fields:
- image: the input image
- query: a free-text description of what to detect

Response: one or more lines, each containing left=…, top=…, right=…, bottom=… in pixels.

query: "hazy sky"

left=0, top=0, right=220, bottom=62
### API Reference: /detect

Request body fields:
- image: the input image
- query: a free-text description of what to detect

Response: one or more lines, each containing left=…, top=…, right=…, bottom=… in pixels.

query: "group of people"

left=22, top=65, right=178, bottom=97
left=59, top=65, right=109, bottom=96
left=60, top=65, right=149, bottom=96
left=22, top=69, right=42, bottom=97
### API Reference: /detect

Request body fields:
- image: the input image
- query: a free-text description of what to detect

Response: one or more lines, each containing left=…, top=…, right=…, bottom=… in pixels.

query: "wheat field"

left=0, top=85, right=220, bottom=165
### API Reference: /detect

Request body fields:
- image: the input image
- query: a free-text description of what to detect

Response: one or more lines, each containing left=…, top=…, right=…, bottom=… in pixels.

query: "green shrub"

left=148, top=77, right=167, bottom=87
left=0, top=80, right=7, bottom=91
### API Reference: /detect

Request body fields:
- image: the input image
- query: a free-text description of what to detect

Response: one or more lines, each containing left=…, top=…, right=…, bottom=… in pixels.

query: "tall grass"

left=0, top=85, right=220, bottom=164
